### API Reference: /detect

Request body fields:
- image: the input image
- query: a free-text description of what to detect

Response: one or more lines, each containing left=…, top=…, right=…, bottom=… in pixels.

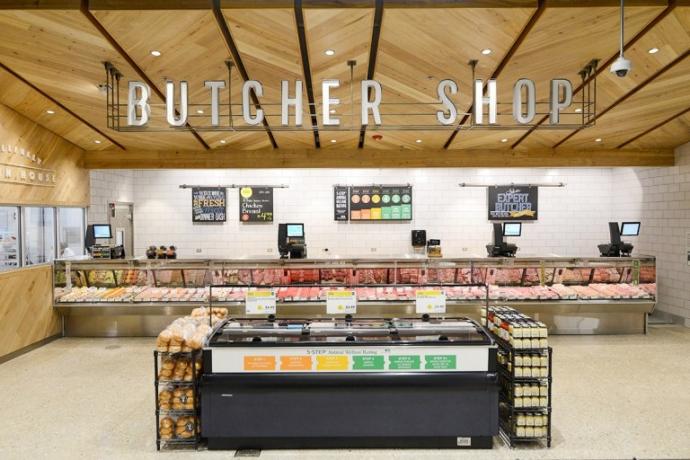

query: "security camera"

left=610, top=56, right=631, bottom=77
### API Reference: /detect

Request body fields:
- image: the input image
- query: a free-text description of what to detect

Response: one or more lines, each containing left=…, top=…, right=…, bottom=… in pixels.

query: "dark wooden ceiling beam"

left=6, top=0, right=683, bottom=9
left=553, top=49, right=690, bottom=148
left=80, top=0, right=210, bottom=150
left=294, top=0, right=320, bottom=148
left=0, top=61, right=126, bottom=150
left=211, top=0, right=278, bottom=148
left=83, top=147, right=674, bottom=169
left=511, top=1, right=677, bottom=149
left=358, top=0, right=383, bottom=148
left=617, top=105, right=690, bottom=148
left=443, top=0, right=546, bottom=149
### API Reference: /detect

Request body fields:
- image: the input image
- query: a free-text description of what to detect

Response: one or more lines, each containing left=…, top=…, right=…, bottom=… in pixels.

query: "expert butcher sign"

left=488, top=186, right=538, bottom=221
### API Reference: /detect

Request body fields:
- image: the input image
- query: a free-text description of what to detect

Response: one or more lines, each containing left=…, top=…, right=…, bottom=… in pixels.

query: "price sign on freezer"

left=415, top=290, right=446, bottom=314
left=326, top=290, right=357, bottom=314
left=246, top=290, right=276, bottom=315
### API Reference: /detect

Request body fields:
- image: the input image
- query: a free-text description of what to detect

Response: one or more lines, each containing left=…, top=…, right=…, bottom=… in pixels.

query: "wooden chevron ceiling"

left=0, top=0, right=688, bottom=158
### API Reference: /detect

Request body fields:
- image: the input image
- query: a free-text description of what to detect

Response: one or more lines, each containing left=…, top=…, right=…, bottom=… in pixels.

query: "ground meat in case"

left=557, top=268, right=592, bottom=285
left=639, top=266, right=656, bottom=283
left=355, top=268, right=388, bottom=284
left=591, top=268, right=622, bottom=283
left=427, top=268, right=456, bottom=284
left=252, top=269, right=283, bottom=285
left=456, top=268, right=472, bottom=284
left=319, top=269, right=350, bottom=284
left=394, top=268, right=422, bottom=284
left=492, top=268, right=524, bottom=286
left=286, top=269, right=319, bottom=284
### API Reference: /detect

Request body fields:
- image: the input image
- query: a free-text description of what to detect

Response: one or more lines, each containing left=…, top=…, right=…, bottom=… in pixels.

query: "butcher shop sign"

left=104, top=60, right=597, bottom=132
left=488, top=186, right=538, bottom=221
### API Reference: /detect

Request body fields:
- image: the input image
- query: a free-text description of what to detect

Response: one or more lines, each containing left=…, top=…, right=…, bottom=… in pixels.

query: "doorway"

left=109, top=203, right=134, bottom=257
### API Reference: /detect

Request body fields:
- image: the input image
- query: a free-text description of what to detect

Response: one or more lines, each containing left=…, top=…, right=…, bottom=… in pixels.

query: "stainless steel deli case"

left=53, top=256, right=656, bottom=336
left=200, top=317, right=499, bottom=449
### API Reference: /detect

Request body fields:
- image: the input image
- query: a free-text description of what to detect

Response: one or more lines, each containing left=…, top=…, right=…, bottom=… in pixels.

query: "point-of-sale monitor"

left=92, top=224, right=112, bottom=239
left=286, top=224, right=304, bottom=238
left=620, top=222, right=640, bottom=237
left=503, top=222, right=522, bottom=237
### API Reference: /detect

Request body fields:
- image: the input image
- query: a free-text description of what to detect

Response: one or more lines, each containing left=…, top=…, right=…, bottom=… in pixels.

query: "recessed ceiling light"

left=501, top=138, right=508, bottom=143
left=575, top=108, right=582, bottom=113
left=220, top=140, right=226, bottom=144
left=196, top=109, right=204, bottom=114
left=481, top=48, right=492, bottom=55
left=648, top=47, right=659, bottom=54
left=330, top=139, right=337, bottom=143
left=324, top=49, right=335, bottom=56
left=595, top=138, right=602, bottom=142
left=94, top=140, right=102, bottom=144
left=329, top=109, right=336, bottom=114
left=415, top=139, right=422, bottom=143
left=150, top=50, right=161, bottom=57
left=46, top=109, right=55, bottom=114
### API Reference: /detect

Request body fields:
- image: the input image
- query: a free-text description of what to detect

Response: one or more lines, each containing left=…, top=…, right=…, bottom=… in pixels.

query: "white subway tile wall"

left=87, top=170, right=134, bottom=225
left=613, top=144, right=690, bottom=325
left=89, top=147, right=690, bottom=323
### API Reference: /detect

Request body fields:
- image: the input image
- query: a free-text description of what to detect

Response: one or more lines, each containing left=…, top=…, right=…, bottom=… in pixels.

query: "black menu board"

left=192, top=187, right=226, bottom=222
left=240, top=186, right=274, bottom=222
left=334, top=186, right=349, bottom=221
left=488, top=185, right=538, bottom=221
left=349, top=185, right=412, bottom=221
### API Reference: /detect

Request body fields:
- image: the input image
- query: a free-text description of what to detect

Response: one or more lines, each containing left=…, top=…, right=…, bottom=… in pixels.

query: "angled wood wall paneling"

left=371, top=6, right=536, bottom=150
left=553, top=48, right=690, bottom=149
left=0, top=103, right=89, bottom=207
left=91, top=8, right=270, bottom=150
left=0, top=266, right=61, bottom=359
left=81, top=2, right=210, bottom=150
left=0, top=10, right=203, bottom=150
left=220, top=7, right=306, bottom=149
left=449, top=4, right=664, bottom=151
left=305, top=7, right=374, bottom=149
left=0, top=66, right=117, bottom=150
left=511, top=2, right=676, bottom=149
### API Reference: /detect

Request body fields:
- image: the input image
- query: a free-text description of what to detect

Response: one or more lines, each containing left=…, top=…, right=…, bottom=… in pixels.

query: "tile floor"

left=1, top=325, right=689, bottom=460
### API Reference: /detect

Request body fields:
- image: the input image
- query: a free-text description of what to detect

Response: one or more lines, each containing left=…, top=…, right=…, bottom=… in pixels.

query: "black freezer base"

left=201, top=372, right=498, bottom=450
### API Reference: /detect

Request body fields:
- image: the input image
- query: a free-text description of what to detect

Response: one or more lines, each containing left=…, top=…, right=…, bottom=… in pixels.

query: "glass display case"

left=53, top=256, right=656, bottom=336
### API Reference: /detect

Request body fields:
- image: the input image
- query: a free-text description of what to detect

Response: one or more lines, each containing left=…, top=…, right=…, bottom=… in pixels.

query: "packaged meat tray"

left=489, top=268, right=524, bottom=286
left=455, top=268, right=473, bottom=284
left=555, top=268, right=592, bottom=285
left=252, top=269, right=284, bottom=286
left=639, top=266, right=656, bottom=283
left=319, top=269, right=350, bottom=284
left=426, top=268, right=456, bottom=284
left=354, top=268, right=388, bottom=285
left=286, top=269, right=319, bottom=284
left=591, top=268, right=622, bottom=283
left=394, top=268, right=423, bottom=284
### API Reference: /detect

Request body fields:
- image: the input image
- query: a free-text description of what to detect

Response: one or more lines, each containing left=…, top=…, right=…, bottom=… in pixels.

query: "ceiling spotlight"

left=46, top=109, right=55, bottom=114
left=481, top=48, right=492, bottom=55
left=415, top=139, right=422, bottom=143
left=324, top=49, right=335, bottom=56
left=330, top=139, right=337, bottom=143
left=595, top=138, right=602, bottom=142
left=150, top=50, right=161, bottom=57
left=648, top=47, right=659, bottom=54
left=575, top=108, right=583, bottom=113
left=501, top=138, right=508, bottom=143
left=196, top=109, right=204, bottom=114
left=220, top=140, right=226, bottom=144
left=94, top=140, right=102, bottom=144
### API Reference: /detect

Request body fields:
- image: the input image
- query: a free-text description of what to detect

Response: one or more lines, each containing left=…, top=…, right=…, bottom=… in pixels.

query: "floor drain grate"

left=234, top=449, right=261, bottom=457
